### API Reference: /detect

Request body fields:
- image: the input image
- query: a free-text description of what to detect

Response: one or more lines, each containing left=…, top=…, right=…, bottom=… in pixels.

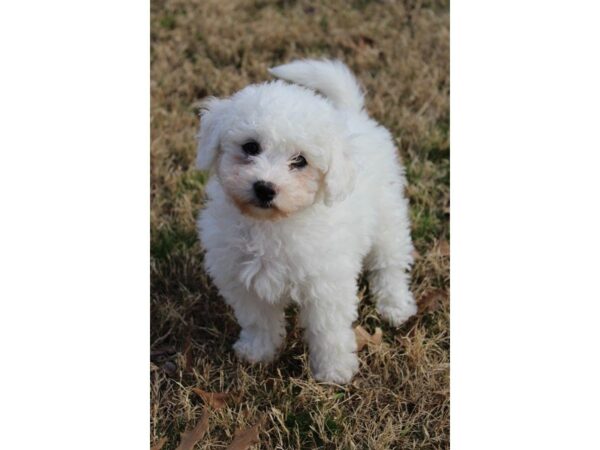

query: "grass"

left=151, top=0, right=449, bottom=448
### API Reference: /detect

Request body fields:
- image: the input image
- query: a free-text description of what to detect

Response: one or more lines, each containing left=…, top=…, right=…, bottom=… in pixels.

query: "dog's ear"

left=324, top=143, right=356, bottom=206
left=196, top=97, right=230, bottom=171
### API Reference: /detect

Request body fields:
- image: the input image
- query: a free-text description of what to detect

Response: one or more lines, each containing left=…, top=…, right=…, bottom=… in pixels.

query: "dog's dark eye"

left=242, top=141, right=261, bottom=156
left=290, top=154, right=308, bottom=169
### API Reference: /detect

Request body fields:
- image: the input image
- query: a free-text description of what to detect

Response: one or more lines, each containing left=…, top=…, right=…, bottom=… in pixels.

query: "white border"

left=452, top=1, right=600, bottom=448
left=0, top=1, right=149, bottom=448
left=1, top=1, right=600, bottom=448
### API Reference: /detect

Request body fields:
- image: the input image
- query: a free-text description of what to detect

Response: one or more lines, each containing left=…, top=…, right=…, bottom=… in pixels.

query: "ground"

left=151, top=0, right=449, bottom=448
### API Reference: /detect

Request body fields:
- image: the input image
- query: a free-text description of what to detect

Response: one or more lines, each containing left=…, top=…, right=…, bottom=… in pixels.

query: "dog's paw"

left=378, top=298, right=417, bottom=327
left=233, top=333, right=279, bottom=364
left=311, top=352, right=359, bottom=384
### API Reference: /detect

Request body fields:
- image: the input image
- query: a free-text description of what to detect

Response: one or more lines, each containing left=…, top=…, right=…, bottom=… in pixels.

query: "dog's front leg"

left=223, top=286, right=286, bottom=364
left=300, top=279, right=359, bottom=384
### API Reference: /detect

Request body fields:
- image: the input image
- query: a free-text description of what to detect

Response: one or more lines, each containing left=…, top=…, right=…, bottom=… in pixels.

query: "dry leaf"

left=437, top=240, right=450, bottom=257
left=176, top=409, right=209, bottom=450
left=418, top=289, right=446, bottom=314
left=192, top=388, right=229, bottom=410
left=226, top=417, right=264, bottom=450
left=354, top=325, right=383, bottom=351
left=151, top=437, right=167, bottom=450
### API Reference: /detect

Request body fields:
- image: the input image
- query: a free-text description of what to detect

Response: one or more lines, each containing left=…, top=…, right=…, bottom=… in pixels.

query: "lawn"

left=151, top=0, right=449, bottom=448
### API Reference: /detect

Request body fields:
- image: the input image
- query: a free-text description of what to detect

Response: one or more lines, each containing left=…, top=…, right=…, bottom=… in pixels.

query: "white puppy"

left=197, top=59, right=416, bottom=383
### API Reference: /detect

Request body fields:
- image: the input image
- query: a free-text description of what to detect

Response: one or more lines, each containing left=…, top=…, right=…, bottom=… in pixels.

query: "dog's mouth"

left=240, top=198, right=289, bottom=220
left=253, top=200, right=274, bottom=209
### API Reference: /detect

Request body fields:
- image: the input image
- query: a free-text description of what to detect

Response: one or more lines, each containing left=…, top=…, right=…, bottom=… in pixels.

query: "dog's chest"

left=234, top=225, right=300, bottom=302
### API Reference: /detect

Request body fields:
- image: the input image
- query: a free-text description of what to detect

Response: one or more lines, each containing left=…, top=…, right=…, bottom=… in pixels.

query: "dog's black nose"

left=253, top=180, right=276, bottom=204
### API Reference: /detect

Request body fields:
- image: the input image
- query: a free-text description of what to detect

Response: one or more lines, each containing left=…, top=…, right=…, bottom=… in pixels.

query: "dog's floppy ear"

left=324, top=143, right=356, bottom=206
left=196, top=97, right=230, bottom=171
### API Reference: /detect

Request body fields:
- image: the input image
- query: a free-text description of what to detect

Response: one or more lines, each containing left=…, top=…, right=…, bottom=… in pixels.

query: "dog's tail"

left=269, top=59, right=364, bottom=113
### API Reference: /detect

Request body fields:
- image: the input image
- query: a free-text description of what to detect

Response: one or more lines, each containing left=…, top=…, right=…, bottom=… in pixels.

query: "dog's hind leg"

left=367, top=189, right=417, bottom=326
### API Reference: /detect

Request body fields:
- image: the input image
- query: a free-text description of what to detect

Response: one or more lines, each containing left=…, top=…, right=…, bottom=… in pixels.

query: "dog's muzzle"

left=253, top=180, right=276, bottom=208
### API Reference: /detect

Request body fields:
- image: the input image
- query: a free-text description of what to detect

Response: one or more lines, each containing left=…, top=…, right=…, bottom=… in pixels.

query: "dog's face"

left=216, top=133, right=322, bottom=220
left=197, top=81, right=355, bottom=220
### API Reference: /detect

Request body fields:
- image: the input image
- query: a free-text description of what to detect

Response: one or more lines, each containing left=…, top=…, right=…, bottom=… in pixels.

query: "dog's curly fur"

left=197, top=59, right=416, bottom=383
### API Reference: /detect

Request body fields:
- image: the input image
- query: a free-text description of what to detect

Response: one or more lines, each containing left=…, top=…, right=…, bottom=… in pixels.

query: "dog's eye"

left=242, top=141, right=261, bottom=156
left=290, top=154, right=308, bottom=169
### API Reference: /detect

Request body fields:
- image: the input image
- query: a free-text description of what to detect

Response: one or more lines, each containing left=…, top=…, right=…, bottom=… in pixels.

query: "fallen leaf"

left=192, top=388, right=229, bottom=410
left=418, top=289, right=446, bottom=314
left=354, top=325, right=383, bottom=351
left=437, top=240, right=450, bottom=257
left=370, top=327, right=383, bottom=345
left=151, top=437, right=167, bottom=450
left=176, top=409, right=210, bottom=450
left=226, top=417, right=265, bottom=450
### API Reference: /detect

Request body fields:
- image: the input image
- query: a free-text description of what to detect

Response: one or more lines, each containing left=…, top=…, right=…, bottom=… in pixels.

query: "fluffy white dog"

left=197, top=59, right=416, bottom=383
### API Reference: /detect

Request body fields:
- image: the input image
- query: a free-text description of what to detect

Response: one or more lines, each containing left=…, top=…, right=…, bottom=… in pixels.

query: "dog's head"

left=196, top=81, right=355, bottom=220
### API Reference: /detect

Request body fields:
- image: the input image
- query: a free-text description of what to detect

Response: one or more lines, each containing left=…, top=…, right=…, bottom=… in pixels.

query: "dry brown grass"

left=151, top=0, right=449, bottom=448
